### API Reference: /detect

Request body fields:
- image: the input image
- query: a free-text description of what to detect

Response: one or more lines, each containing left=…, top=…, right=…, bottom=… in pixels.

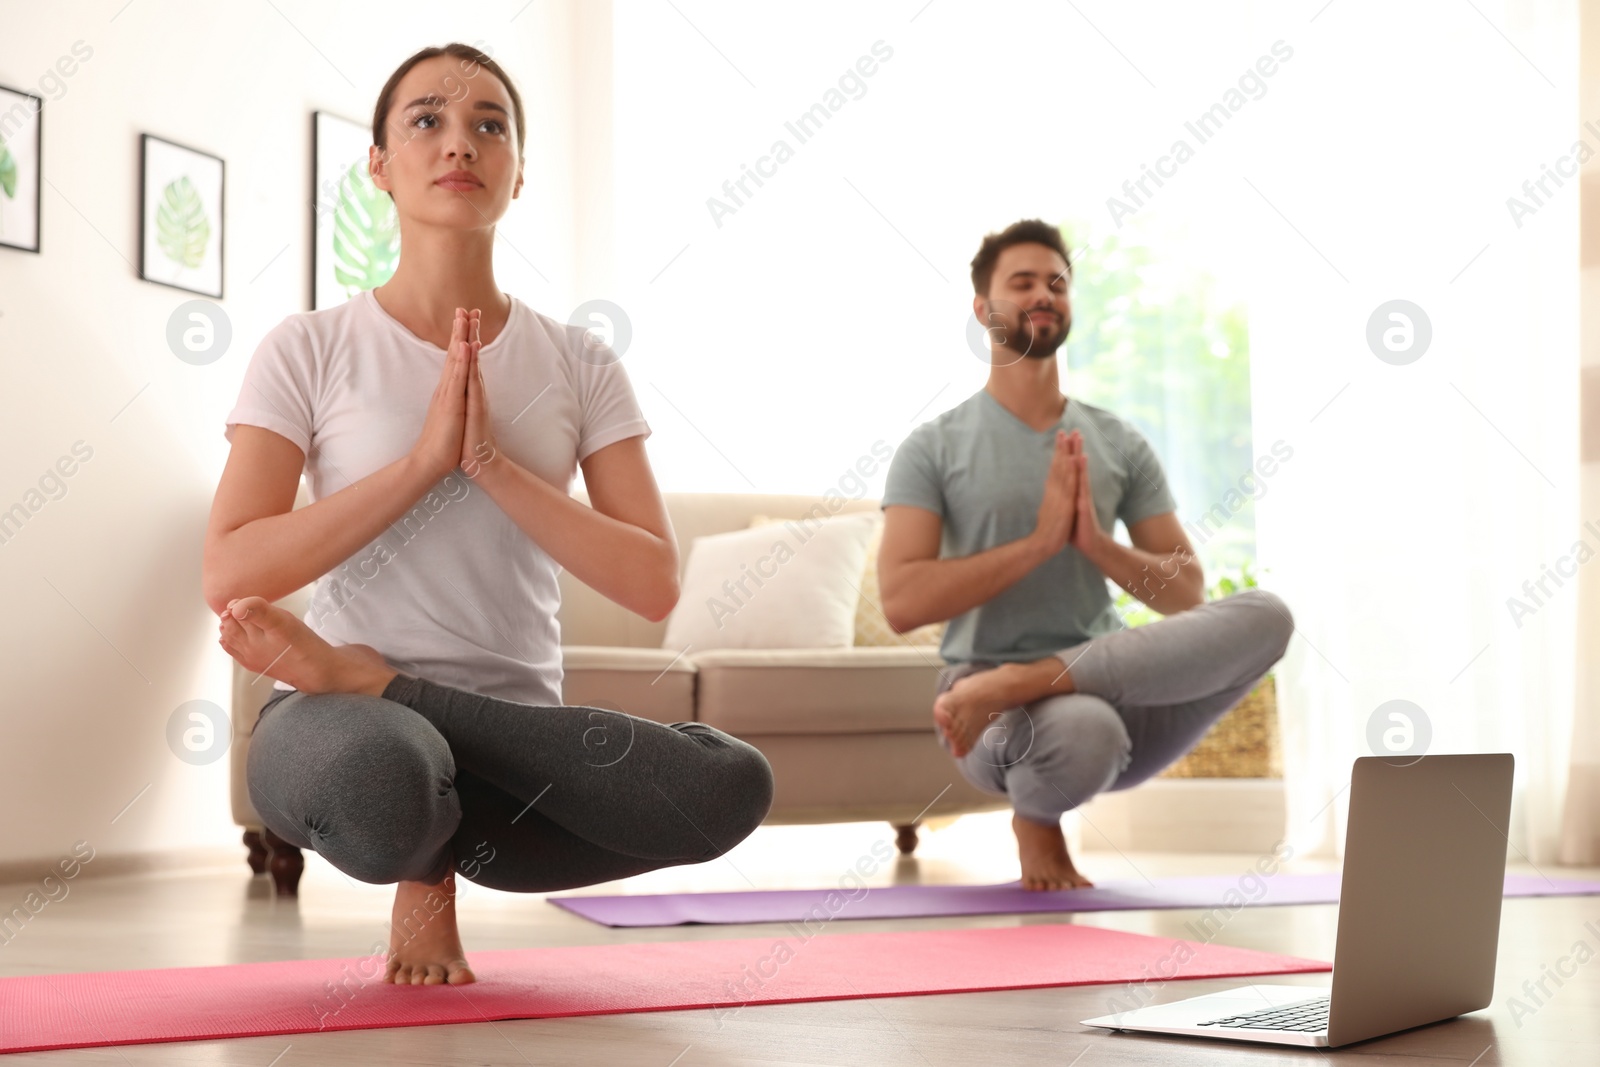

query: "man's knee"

left=1242, top=588, right=1294, bottom=660
left=1055, top=696, right=1132, bottom=769
left=1017, top=696, right=1131, bottom=804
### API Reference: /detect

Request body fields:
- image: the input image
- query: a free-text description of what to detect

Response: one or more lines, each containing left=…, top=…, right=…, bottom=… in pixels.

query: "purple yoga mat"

left=548, top=872, right=1600, bottom=928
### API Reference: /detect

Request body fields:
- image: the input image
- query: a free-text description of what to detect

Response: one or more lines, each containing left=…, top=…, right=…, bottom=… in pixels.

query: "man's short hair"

left=970, top=219, right=1072, bottom=297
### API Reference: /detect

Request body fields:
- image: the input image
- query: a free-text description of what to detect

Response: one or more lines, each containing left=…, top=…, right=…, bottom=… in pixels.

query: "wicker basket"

left=1158, top=675, right=1283, bottom=779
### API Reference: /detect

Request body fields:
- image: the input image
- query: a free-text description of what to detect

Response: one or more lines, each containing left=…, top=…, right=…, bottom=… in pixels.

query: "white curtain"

left=1249, top=0, right=1581, bottom=864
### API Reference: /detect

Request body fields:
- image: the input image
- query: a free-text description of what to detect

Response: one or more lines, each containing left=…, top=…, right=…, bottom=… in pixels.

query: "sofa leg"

left=261, top=826, right=305, bottom=898
left=243, top=829, right=268, bottom=875
left=893, top=822, right=920, bottom=856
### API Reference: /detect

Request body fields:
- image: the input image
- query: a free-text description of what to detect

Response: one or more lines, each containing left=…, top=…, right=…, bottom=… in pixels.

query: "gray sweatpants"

left=936, top=589, right=1294, bottom=824
left=247, top=674, right=775, bottom=889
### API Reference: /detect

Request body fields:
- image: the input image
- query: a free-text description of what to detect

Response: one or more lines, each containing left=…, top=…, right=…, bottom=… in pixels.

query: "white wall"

left=0, top=0, right=592, bottom=871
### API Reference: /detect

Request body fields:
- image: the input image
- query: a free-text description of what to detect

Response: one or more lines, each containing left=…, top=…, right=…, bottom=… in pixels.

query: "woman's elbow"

left=642, top=572, right=681, bottom=624
left=201, top=563, right=233, bottom=618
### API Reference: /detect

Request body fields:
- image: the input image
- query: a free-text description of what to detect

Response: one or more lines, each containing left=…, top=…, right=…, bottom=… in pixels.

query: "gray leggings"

left=246, top=674, right=775, bottom=889
left=937, top=589, right=1294, bottom=824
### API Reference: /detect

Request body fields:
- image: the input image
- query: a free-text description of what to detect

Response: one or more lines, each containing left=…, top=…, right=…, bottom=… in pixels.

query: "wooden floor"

left=1, top=811, right=1596, bottom=1065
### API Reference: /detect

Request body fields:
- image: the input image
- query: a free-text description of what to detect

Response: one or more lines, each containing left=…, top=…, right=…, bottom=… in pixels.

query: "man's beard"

left=1008, top=310, right=1070, bottom=359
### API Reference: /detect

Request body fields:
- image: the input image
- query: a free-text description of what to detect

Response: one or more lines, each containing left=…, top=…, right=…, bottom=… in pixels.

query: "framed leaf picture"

left=312, top=110, right=398, bottom=309
left=139, top=134, right=224, bottom=297
left=0, top=83, right=43, bottom=254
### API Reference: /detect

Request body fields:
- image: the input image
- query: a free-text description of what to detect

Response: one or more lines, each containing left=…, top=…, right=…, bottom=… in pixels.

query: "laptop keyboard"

left=1196, top=995, right=1331, bottom=1032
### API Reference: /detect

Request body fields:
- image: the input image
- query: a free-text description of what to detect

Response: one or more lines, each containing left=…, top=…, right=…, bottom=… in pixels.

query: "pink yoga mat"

left=0, top=925, right=1329, bottom=1054
left=548, top=872, right=1600, bottom=927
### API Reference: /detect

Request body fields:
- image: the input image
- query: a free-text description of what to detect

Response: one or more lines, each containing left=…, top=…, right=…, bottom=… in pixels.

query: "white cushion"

left=662, top=512, right=878, bottom=651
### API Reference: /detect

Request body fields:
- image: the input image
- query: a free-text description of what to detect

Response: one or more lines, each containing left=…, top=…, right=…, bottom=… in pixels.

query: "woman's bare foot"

left=384, top=872, right=476, bottom=986
left=935, top=661, right=1069, bottom=757
left=340, top=643, right=393, bottom=672
left=217, top=596, right=396, bottom=697
left=1012, top=812, right=1094, bottom=890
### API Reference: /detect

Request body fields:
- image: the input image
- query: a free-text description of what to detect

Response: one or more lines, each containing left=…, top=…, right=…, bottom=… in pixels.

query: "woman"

left=203, top=43, right=773, bottom=987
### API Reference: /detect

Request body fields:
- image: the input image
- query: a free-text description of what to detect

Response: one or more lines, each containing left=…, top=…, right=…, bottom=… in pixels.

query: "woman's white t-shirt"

left=224, top=289, right=651, bottom=706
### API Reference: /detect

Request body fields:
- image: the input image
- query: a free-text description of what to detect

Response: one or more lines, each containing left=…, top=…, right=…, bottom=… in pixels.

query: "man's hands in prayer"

left=1069, top=434, right=1107, bottom=557
left=1032, top=428, right=1110, bottom=561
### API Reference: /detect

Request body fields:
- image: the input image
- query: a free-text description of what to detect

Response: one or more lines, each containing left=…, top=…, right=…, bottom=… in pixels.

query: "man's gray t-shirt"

left=882, top=389, right=1177, bottom=664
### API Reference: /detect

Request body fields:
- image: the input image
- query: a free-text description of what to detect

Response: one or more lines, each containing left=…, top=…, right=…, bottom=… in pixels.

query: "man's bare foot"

left=1012, top=812, right=1094, bottom=890
left=934, top=660, right=1072, bottom=758
left=217, top=596, right=396, bottom=697
left=384, top=872, right=476, bottom=986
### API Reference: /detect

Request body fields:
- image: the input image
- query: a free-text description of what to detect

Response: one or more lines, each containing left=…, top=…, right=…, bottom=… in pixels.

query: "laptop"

left=1082, top=752, right=1514, bottom=1048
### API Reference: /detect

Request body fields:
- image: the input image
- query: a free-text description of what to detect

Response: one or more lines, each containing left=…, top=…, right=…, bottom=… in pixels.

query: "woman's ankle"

left=353, top=664, right=401, bottom=699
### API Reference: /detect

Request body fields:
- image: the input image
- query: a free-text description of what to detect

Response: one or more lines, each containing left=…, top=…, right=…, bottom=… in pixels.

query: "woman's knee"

left=341, top=833, right=457, bottom=886
left=686, top=726, right=775, bottom=848
left=676, top=723, right=776, bottom=815
left=247, top=697, right=461, bottom=882
left=256, top=695, right=452, bottom=776
left=721, top=733, right=776, bottom=837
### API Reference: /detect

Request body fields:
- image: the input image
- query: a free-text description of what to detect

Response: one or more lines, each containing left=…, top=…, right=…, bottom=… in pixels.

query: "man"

left=878, top=219, right=1293, bottom=890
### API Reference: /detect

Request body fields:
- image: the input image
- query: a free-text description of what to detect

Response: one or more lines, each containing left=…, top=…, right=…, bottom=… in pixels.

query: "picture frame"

left=0, top=83, right=43, bottom=254
left=139, top=133, right=224, bottom=298
left=312, top=109, right=398, bottom=310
